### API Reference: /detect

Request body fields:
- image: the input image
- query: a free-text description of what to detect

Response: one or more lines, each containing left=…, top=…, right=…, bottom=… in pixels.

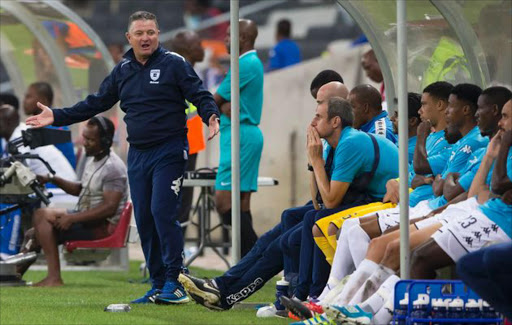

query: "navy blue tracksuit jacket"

left=52, top=46, right=219, bottom=286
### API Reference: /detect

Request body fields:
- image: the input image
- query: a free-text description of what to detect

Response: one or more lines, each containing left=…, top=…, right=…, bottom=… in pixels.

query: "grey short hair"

left=328, top=97, right=353, bottom=127
left=128, top=11, right=159, bottom=31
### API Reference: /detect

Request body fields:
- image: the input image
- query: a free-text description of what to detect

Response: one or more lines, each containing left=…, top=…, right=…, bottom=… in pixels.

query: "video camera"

left=0, top=128, right=72, bottom=208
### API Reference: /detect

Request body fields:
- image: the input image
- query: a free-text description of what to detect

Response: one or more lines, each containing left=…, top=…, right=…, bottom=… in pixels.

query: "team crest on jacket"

left=150, top=69, right=160, bottom=84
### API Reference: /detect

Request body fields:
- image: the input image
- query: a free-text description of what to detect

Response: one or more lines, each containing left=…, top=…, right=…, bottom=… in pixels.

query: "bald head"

left=0, top=104, right=20, bottom=139
left=350, top=84, right=382, bottom=111
left=239, top=19, right=258, bottom=46
left=170, top=30, right=204, bottom=66
left=317, top=82, right=349, bottom=101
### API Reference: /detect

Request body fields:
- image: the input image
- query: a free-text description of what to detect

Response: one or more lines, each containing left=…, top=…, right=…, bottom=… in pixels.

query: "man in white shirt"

left=0, top=104, right=76, bottom=182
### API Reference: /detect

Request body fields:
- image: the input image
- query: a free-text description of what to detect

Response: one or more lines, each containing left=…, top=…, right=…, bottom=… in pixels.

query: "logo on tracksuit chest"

left=150, top=69, right=160, bottom=84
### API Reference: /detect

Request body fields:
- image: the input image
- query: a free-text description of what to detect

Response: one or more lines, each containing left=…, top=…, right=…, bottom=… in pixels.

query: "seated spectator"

left=23, top=82, right=77, bottom=169
left=0, top=93, right=20, bottom=157
left=267, top=19, right=301, bottom=72
left=21, top=117, right=128, bottom=287
left=0, top=104, right=76, bottom=182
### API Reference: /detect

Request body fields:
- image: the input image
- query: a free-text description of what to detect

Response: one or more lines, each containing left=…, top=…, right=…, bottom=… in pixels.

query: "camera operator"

left=20, top=117, right=128, bottom=286
left=0, top=104, right=76, bottom=182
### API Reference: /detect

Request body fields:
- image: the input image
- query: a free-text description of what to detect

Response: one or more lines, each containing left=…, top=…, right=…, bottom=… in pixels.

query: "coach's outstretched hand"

left=208, top=114, right=220, bottom=140
left=26, top=102, right=54, bottom=128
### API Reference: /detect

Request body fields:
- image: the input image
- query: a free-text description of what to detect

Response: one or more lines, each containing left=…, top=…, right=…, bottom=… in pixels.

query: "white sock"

left=318, top=276, right=340, bottom=301
left=360, top=274, right=400, bottom=314
left=347, top=224, right=371, bottom=267
left=348, top=265, right=394, bottom=305
left=333, top=259, right=379, bottom=306
left=370, top=277, right=399, bottom=324
left=329, top=218, right=360, bottom=283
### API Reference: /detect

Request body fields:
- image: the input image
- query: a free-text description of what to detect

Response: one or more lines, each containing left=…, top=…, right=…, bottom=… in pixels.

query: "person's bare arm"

left=432, top=174, right=445, bottom=197
left=491, top=130, right=512, bottom=195
left=469, top=131, right=501, bottom=200
left=442, top=173, right=464, bottom=201
left=308, top=126, right=350, bottom=208
left=413, top=120, right=433, bottom=174
left=54, top=191, right=123, bottom=230
left=411, top=174, right=434, bottom=189
left=382, top=179, right=400, bottom=204
left=37, top=174, right=81, bottom=196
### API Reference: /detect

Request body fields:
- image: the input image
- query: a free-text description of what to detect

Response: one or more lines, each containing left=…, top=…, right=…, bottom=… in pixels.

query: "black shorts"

left=56, top=210, right=109, bottom=243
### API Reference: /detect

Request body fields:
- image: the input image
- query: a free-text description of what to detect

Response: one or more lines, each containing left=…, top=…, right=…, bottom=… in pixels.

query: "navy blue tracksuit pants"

left=214, top=204, right=314, bottom=309
left=128, top=137, right=188, bottom=287
left=457, top=242, right=512, bottom=318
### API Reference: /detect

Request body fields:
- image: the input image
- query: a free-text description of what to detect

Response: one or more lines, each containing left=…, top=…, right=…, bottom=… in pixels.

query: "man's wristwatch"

left=47, top=173, right=55, bottom=183
left=307, top=164, right=314, bottom=172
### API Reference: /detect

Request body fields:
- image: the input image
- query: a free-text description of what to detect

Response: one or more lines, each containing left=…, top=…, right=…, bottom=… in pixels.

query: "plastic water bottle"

left=274, top=278, right=289, bottom=310
left=464, top=299, right=481, bottom=325
left=395, top=293, right=409, bottom=325
left=411, top=294, right=430, bottom=325
left=482, top=301, right=499, bottom=325
left=431, top=298, right=447, bottom=325
left=447, top=297, right=464, bottom=325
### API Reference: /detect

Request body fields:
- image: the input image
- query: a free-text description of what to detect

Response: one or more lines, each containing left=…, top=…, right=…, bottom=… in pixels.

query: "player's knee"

left=32, top=208, right=46, bottom=225
left=385, top=239, right=401, bottom=258
left=312, top=225, right=323, bottom=237
left=410, top=246, right=429, bottom=270
left=368, top=235, right=384, bottom=252
left=327, top=223, right=338, bottom=237
left=215, top=192, right=231, bottom=214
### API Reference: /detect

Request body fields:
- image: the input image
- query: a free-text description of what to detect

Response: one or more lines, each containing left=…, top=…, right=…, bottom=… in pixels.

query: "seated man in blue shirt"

left=179, top=81, right=396, bottom=312
left=267, top=19, right=301, bottom=72
left=390, top=93, right=422, bottom=165
left=349, top=84, right=398, bottom=144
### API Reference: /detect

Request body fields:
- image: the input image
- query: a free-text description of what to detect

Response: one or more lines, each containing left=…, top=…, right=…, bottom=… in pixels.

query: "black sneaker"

left=280, top=296, right=313, bottom=320
left=178, top=273, right=222, bottom=307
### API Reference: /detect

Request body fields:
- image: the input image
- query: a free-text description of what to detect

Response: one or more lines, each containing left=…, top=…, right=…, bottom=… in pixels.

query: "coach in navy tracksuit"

left=26, top=11, right=220, bottom=305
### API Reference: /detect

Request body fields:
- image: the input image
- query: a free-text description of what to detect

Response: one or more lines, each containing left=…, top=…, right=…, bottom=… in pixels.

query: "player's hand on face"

left=417, top=120, right=432, bottom=137
left=307, top=126, right=323, bottom=162
left=501, top=130, right=512, bottom=146
left=207, top=114, right=220, bottom=141
left=487, top=130, right=502, bottom=159
left=25, top=102, right=54, bottom=127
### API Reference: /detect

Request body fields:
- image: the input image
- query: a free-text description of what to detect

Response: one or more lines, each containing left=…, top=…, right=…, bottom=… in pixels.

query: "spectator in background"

left=0, top=104, right=76, bottom=182
left=0, top=93, right=20, bottom=157
left=361, top=49, right=385, bottom=101
left=170, top=30, right=207, bottom=234
left=184, top=0, right=228, bottom=41
left=108, top=44, right=125, bottom=64
left=23, top=82, right=77, bottom=169
left=267, top=19, right=301, bottom=72
left=0, top=93, right=19, bottom=110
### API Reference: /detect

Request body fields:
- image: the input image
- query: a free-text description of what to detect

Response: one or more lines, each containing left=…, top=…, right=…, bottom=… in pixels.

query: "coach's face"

left=126, top=19, right=159, bottom=61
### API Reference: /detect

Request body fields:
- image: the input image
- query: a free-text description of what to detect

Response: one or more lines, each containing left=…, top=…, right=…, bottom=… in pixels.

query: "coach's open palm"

left=26, top=102, right=54, bottom=128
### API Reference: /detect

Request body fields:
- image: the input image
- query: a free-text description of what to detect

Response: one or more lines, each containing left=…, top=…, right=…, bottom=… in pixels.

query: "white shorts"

left=415, top=197, right=479, bottom=229
left=377, top=201, right=433, bottom=233
left=432, top=207, right=511, bottom=262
